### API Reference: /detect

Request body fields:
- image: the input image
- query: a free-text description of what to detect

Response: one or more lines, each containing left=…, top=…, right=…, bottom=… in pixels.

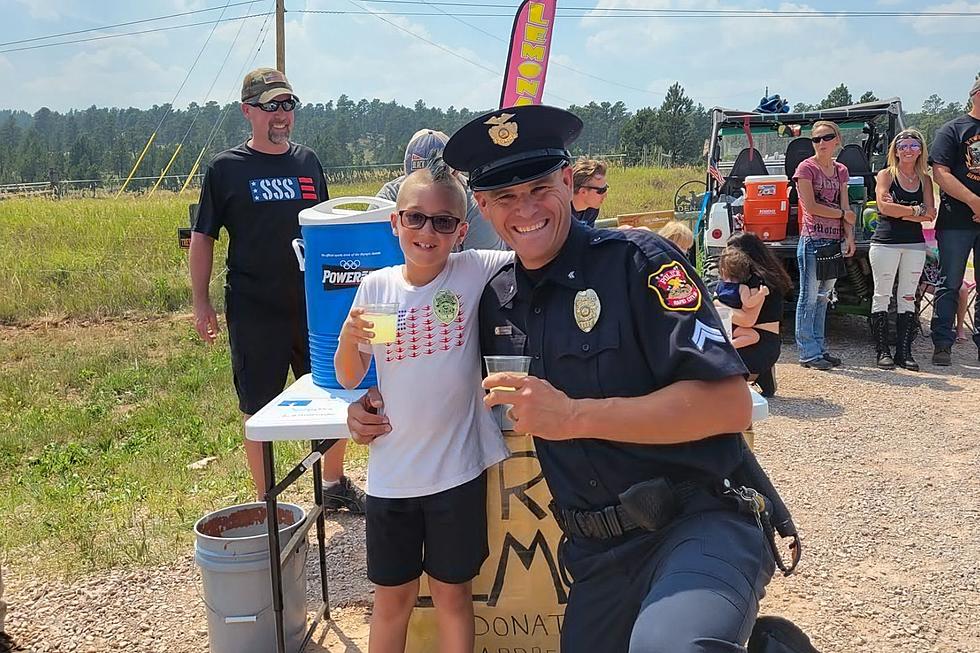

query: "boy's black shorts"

left=366, top=471, right=489, bottom=587
left=226, top=303, right=310, bottom=416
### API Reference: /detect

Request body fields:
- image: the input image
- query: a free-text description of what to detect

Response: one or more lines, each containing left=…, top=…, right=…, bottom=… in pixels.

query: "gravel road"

left=3, top=317, right=979, bottom=653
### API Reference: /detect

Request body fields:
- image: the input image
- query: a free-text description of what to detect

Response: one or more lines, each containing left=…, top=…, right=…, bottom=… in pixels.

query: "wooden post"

left=276, top=0, right=285, bottom=73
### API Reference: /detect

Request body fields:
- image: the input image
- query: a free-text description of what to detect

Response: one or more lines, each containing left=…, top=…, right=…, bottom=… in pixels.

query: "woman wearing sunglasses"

left=792, top=120, right=856, bottom=370
left=868, top=129, right=934, bottom=371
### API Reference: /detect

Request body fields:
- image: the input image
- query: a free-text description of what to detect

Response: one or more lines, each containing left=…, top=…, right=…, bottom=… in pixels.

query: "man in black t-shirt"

left=190, top=68, right=365, bottom=511
left=929, top=77, right=980, bottom=366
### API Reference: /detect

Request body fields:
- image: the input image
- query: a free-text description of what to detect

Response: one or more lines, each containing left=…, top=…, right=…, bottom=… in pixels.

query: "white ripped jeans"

left=869, top=244, right=927, bottom=313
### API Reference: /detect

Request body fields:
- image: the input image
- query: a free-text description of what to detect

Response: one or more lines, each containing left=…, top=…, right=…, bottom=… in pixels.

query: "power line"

left=352, top=1, right=980, bottom=16
left=0, top=12, right=274, bottom=54
left=0, top=1, right=262, bottom=48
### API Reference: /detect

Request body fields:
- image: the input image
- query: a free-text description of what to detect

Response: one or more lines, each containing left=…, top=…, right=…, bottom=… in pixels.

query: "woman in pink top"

left=793, top=120, right=857, bottom=370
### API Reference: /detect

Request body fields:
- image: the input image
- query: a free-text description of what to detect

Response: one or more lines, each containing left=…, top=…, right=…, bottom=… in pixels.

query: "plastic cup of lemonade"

left=484, top=355, right=532, bottom=391
left=361, top=303, right=399, bottom=344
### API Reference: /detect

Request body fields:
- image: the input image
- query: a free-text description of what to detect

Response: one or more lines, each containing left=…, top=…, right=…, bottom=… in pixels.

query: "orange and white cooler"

left=743, top=175, right=790, bottom=241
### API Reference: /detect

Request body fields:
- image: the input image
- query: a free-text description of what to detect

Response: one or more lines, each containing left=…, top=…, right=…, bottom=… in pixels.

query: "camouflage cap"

left=241, top=67, right=297, bottom=104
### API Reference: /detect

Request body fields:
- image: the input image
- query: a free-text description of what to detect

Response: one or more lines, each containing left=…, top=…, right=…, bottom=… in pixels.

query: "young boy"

left=334, top=165, right=512, bottom=653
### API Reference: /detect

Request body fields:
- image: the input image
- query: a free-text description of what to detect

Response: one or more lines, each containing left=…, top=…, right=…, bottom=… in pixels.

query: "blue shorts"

left=560, top=503, right=774, bottom=653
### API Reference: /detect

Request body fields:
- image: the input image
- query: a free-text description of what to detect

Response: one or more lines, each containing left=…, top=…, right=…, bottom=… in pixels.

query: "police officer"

left=348, top=105, right=775, bottom=652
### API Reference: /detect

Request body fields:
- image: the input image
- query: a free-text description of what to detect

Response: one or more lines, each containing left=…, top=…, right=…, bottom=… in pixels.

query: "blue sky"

left=1, top=0, right=978, bottom=114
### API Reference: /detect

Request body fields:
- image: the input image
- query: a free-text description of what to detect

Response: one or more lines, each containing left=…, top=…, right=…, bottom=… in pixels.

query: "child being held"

left=715, top=246, right=770, bottom=348
left=334, top=164, right=513, bottom=653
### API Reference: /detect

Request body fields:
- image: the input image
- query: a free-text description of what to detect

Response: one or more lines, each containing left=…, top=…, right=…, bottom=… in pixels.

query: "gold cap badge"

left=485, top=113, right=518, bottom=147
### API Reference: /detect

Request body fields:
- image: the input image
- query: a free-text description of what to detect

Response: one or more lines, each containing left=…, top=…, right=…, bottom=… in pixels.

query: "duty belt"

left=550, top=478, right=702, bottom=540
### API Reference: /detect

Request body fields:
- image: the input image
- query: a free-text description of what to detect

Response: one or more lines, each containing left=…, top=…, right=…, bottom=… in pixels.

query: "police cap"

left=443, top=105, right=583, bottom=191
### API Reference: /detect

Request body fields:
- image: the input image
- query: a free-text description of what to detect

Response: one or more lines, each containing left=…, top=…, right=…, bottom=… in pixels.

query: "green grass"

left=0, top=166, right=700, bottom=576
left=0, top=169, right=699, bottom=324
left=0, top=317, right=368, bottom=576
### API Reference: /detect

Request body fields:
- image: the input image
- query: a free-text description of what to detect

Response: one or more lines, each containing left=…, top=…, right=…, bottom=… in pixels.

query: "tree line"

left=0, top=83, right=972, bottom=188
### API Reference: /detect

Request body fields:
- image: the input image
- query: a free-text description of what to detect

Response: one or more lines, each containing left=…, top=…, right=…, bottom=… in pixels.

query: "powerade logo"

left=249, top=176, right=319, bottom=202
left=322, top=260, right=377, bottom=290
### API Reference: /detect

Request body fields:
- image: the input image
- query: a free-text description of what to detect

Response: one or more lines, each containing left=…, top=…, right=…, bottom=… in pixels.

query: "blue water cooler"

left=293, top=197, right=402, bottom=389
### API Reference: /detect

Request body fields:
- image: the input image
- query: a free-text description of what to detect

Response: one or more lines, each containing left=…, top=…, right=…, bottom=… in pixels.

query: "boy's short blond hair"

left=572, top=159, right=607, bottom=191
left=396, top=159, right=467, bottom=219
left=659, top=220, right=694, bottom=251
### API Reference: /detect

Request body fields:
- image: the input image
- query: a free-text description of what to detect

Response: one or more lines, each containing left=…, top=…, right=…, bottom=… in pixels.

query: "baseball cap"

left=404, top=129, right=450, bottom=176
left=241, top=67, right=297, bottom=104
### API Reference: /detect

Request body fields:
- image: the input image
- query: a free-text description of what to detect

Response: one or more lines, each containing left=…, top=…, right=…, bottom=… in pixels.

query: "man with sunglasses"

left=928, top=76, right=980, bottom=365
left=570, top=158, right=609, bottom=227
left=189, top=67, right=365, bottom=511
left=348, top=105, right=776, bottom=652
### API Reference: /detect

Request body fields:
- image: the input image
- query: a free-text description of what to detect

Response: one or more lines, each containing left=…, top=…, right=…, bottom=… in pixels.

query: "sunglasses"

left=810, top=133, right=837, bottom=144
left=896, top=141, right=922, bottom=152
left=398, top=210, right=462, bottom=234
left=247, top=98, right=297, bottom=112
left=582, top=185, right=609, bottom=195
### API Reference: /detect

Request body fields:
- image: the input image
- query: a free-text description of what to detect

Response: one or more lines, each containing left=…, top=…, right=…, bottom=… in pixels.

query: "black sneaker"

left=932, top=346, right=952, bottom=366
left=822, top=352, right=842, bottom=367
left=800, top=357, right=833, bottom=371
left=322, top=476, right=366, bottom=514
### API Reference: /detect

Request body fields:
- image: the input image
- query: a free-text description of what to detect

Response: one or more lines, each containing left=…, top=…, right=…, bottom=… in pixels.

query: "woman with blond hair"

left=658, top=220, right=694, bottom=254
left=794, top=120, right=857, bottom=370
left=869, top=128, right=935, bottom=371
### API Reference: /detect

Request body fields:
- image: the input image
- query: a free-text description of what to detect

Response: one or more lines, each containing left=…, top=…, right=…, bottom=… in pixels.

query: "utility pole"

left=276, top=0, right=285, bottom=73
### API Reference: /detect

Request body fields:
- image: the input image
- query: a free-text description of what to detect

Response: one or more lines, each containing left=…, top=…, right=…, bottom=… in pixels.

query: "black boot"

left=895, top=312, right=920, bottom=371
left=870, top=311, right=895, bottom=369
left=756, top=367, right=777, bottom=398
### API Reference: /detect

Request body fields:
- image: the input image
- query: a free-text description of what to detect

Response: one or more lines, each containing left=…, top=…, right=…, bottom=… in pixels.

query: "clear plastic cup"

left=360, top=303, right=399, bottom=344
left=484, top=355, right=532, bottom=391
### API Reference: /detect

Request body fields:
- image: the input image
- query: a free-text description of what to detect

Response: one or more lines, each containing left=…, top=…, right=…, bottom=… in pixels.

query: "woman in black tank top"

left=869, top=129, right=936, bottom=372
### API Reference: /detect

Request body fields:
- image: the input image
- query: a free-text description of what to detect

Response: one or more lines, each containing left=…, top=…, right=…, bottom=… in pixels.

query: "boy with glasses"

left=929, top=76, right=980, bottom=365
left=571, top=158, right=609, bottom=226
left=189, top=67, right=364, bottom=510
left=334, top=165, right=512, bottom=653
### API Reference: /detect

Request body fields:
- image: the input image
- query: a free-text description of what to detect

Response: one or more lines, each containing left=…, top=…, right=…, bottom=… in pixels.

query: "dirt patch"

left=3, top=317, right=980, bottom=652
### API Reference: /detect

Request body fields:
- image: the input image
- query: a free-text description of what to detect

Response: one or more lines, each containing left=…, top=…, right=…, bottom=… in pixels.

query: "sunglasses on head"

left=810, top=133, right=837, bottom=144
left=398, top=210, right=462, bottom=234
left=896, top=140, right=922, bottom=152
left=248, top=98, right=297, bottom=112
left=583, top=185, right=609, bottom=195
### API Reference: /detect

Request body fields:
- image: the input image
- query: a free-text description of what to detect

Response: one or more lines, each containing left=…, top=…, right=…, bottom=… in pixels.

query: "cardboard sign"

left=406, top=433, right=567, bottom=653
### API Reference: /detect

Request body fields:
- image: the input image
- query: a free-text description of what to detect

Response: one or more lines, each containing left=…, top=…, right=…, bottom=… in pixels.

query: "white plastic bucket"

left=194, top=503, right=308, bottom=653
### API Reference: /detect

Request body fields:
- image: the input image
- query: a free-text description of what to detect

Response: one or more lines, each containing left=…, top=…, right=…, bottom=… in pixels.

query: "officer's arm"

left=566, top=376, right=751, bottom=444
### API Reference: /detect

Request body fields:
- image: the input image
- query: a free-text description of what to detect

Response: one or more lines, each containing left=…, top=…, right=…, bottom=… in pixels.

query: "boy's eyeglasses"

left=582, top=185, right=609, bottom=195
left=248, top=99, right=297, bottom=112
left=398, top=210, right=462, bottom=234
left=810, top=133, right=837, bottom=144
left=896, top=141, right=922, bottom=152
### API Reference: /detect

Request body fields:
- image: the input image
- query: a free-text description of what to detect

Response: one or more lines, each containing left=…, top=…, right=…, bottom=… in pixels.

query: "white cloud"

left=903, top=0, right=980, bottom=34
left=12, top=0, right=62, bottom=20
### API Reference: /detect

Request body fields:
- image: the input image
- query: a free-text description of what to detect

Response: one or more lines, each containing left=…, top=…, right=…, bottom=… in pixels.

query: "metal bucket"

left=194, top=503, right=308, bottom=653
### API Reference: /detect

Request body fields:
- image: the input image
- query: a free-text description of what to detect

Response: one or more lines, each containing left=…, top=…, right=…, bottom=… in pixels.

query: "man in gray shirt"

left=377, top=128, right=506, bottom=250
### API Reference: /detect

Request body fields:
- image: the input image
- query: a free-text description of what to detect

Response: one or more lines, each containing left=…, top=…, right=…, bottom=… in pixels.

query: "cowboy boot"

left=895, top=312, right=920, bottom=371
left=870, top=312, right=894, bottom=369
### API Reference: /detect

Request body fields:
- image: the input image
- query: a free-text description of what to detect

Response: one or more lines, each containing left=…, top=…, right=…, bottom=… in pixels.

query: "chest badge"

left=433, top=289, right=460, bottom=324
left=574, top=289, right=601, bottom=333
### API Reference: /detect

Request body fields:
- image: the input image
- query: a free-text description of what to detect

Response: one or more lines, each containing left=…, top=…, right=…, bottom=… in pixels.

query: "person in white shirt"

left=334, top=165, right=512, bottom=653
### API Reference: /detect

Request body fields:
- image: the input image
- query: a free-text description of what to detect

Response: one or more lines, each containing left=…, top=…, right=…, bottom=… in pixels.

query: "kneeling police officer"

left=350, top=105, right=793, bottom=652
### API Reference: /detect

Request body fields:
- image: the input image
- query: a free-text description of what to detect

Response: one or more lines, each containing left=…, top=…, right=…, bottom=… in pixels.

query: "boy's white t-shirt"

left=352, top=249, right=514, bottom=498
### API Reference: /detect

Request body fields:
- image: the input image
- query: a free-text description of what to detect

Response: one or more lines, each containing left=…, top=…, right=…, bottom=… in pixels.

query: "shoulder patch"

left=648, top=261, right=702, bottom=312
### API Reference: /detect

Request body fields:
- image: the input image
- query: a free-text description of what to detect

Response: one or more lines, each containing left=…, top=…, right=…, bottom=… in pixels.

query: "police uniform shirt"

left=194, top=142, right=329, bottom=313
left=478, top=220, right=748, bottom=512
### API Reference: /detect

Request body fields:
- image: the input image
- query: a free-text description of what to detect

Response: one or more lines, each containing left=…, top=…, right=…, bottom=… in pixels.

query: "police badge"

left=485, top=113, right=518, bottom=147
left=574, top=289, right=601, bottom=332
